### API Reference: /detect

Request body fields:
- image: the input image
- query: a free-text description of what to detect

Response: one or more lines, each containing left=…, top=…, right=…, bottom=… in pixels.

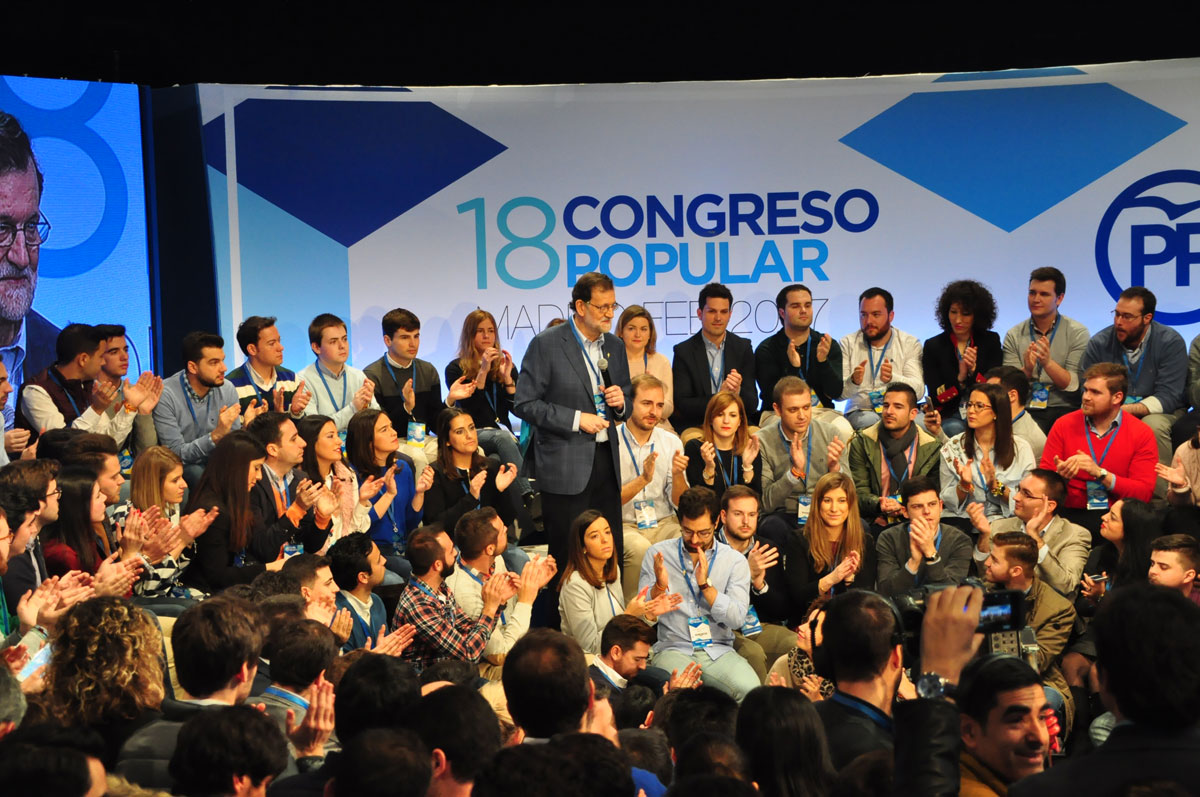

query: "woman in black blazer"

left=922, top=279, right=1003, bottom=437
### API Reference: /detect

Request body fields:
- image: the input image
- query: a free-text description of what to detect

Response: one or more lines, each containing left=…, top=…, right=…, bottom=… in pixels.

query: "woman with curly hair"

left=43, top=597, right=165, bottom=768
left=922, top=279, right=1003, bottom=437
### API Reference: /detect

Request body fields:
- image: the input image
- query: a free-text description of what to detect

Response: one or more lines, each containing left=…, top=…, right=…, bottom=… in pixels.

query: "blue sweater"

left=351, top=461, right=422, bottom=549
left=336, top=590, right=389, bottom=652
left=1080, top=321, right=1188, bottom=414
left=153, top=370, right=242, bottom=465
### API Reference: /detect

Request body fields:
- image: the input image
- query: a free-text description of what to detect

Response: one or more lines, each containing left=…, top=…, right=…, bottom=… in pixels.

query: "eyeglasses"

left=587, top=302, right=618, bottom=316
left=1016, top=487, right=1045, bottom=500
left=0, top=214, right=51, bottom=250
left=964, top=401, right=992, bottom=411
left=45, top=488, right=62, bottom=499
left=1112, top=310, right=1147, bottom=322
left=681, top=526, right=715, bottom=539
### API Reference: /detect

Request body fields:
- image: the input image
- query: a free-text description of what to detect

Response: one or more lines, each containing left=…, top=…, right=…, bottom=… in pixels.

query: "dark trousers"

left=1171, top=410, right=1199, bottom=452
left=535, top=441, right=622, bottom=629
left=1030, top=405, right=1075, bottom=436
left=1061, top=507, right=1105, bottom=547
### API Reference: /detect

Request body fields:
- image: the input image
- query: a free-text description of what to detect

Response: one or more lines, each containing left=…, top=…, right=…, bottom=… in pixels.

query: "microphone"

left=597, top=357, right=615, bottom=390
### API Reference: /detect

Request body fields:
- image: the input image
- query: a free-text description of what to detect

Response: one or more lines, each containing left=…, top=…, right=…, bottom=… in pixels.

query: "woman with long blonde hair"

left=782, top=472, right=876, bottom=623
left=130, top=445, right=187, bottom=523
left=445, top=308, right=531, bottom=502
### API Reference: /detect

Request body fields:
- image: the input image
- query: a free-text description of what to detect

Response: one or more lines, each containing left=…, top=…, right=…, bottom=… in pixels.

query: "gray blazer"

left=756, top=416, right=849, bottom=515
left=514, top=320, right=632, bottom=495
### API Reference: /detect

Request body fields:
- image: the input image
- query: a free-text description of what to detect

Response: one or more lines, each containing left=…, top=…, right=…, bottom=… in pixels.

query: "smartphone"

left=977, top=589, right=1024, bottom=634
left=1085, top=574, right=1110, bottom=583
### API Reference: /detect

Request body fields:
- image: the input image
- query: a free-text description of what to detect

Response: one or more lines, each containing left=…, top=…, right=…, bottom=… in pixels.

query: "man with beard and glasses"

left=393, top=526, right=516, bottom=674
left=0, top=112, right=59, bottom=432
left=1081, top=286, right=1187, bottom=480
left=638, top=486, right=757, bottom=701
left=154, top=331, right=261, bottom=486
left=839, top=287, right=925, bottom=431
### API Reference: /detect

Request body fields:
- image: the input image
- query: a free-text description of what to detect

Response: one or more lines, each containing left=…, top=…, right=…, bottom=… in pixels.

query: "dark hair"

left=616, top=305, right=658, bottom=355
left=674, top=731, right=751, bottom=783
left=665, top=686, right=738, bottom=752
left=93, top=323, right=126, bottom=342
left=571, top=272, right=615, bottom=310
left=181, top=330, right=224, bottom=365
left=472, top=744, right=573, bottom=797
left=771, top=375, right=810, bottom=408
left=821, top=590, right=899, bottom=682
left=435, top=406, right=487, bottom=481
left=62, top=430, right=119, bottom=464
left=1114, top=498, right=1161, bottom=586
left=0, top=111, right=42, bottom=187
left=899, top=474, right=939, bottom=508
left=169, top=705, right=288, bottom=795
left=245, top=410, right=291, bottom=449
left=41, top=465, right=101, bottom=572
left=614, top=684, right=657, bottom=731
left=346, top=408, right=396, bottom=476
left=720, top=484, right=759, bottom=513
left=992, top=532, right=1038, bottom=573
left=412, top=685, right=500, bottom=784
left=331, top=728, right=431, bottom=797
left=882, top=381, right=918, bottom=411
left=958, top=654, right=1044, bottom=726
left=678, top=486, right=719, bottom=525
left=35, top=428, right=83, bottom=463
left=699, top=282, right=733, bottom=309
left=1028, top=468, right=1066, bottom=508
left=187, top=431, right=267, bottom=552
left=549, top=732, right=637, bottom=797
left=502, top=628, right=590, bottom=738
left=454, top=507, right=501, bottom=560
left=418, top=659, right=478, bottom=687
left=248, top=572, right=302, bottom=602
left=963, top=382, right=1015, bottom=469
left=280, top=553, right=331, bottom=589
left=736, top=686, right=834, bottom=797
left=407, top=527, right=445, bottom=577
left=858, top=287, right=893, bottom=313
left=985, top=365, right=1031, bottom=407
left=308, top=312, right=346, bottom=346
left=934, top=279, right=997, bottom=334
left=296, top=414, right=338, bottom=481
left=1119, top=285, right=1157, bottom=316
left=1152, top=534, right=1200, bottom=572
left=235, top=315, right=277, bottom=357
left=1028, top=266, right=1066, bottom=297
left=599, top=614, right=655, bottom=659
left=558, top=509, right=617, bottom=590
left=775, top=283, right=812, bottom=311
left=0, top=473, right=38, bottom=536
left=382, top=308, right=421, bottom=336
left=267, top=620, right=338, bottom=692
left=0, top=743, right=91, bottom=796
left=334, top=655, right=421, bottom=740
left=172, top=596, right=265, bottom=697
left=53, top=323, right=105, bottom=366
left=1093, top=582, right=1200, bottom=729
left=329, top=532, right=375, bottom=591
left=1083, top=362, right=1129, bottom=400
left=619, top=728, right=672, bottom=786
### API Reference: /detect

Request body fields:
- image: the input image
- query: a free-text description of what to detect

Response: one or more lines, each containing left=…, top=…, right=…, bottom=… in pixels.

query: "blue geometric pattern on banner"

left=840, top=83, right=1186, bottom=231
left=934, top=67, right=1086, bottom=82
left=203, top=115, right=226, bottom=174
left=230, top=99, right=506, bottom=246
left=263, top=86, right=412, bottom=92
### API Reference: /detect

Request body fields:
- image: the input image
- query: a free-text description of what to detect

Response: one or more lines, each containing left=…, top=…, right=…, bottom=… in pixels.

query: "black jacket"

left=921, top=330, right=1003, bottom=418
left=421, top=459, right=517, bottom=533
left=671, top=331, right=757, bottom=432
left=445, top=359, right=516, bottom=431
left=782, top=528, right=877, bottom=626
left=892, top=698, right=961, bottom=797
left=754, top=327, right=843, bottom=413
left=364, top=356, right=444, bottom=432
left=815, top=691, right=894, bottom=771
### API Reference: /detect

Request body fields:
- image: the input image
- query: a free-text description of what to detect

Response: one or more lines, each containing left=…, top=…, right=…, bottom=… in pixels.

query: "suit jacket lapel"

left=560, top=324, right=597, bottom=396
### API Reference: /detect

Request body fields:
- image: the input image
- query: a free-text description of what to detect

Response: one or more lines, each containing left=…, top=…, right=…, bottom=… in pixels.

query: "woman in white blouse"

left=939, top=382, right=1034, bottom=520
left=558, top=509, right=681, bottom=654
left=618, top=305, right=675, bottom=432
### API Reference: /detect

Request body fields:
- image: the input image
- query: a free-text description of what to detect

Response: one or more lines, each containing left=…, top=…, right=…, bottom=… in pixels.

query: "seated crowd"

left=0, top=265, right=1198, bottom=797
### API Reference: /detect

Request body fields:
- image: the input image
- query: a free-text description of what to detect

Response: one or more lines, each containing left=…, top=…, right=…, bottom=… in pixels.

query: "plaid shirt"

left=393, top=577, right=498, bottom=672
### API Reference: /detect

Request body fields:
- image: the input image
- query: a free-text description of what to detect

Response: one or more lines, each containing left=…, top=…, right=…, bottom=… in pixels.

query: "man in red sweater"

left=1040, top=363, right=1156, bottom=541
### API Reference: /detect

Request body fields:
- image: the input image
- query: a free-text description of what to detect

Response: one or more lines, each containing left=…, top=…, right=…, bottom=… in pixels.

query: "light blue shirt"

left=0, top=319, right=26, bottom=429
left=703, top=334, right=726, bottom=393
left=153, top=369, right=241, bottom=465
left=638, top=537, right=750, bottom=661
left=297, top=360, right=379, bottom=432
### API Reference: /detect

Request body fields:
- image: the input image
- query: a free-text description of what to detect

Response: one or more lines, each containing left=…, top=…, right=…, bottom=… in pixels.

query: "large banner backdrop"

left=198, top=59, right=1200, bottom=401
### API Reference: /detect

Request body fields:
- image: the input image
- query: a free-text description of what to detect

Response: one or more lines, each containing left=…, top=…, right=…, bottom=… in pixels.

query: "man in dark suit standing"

left=514, top=272, right=631, bottom=625
left=672, top=283, right=757, bottom=432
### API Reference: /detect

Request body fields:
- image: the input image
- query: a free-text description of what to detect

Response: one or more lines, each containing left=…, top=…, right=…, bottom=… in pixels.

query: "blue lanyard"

left=483, top=382, right=499, bottom=417
left=778, top=423, right=813, bottom=480
left=178, top=372, right=211, bottom=427
left=348, top=603, right=376, bottom=644
left=677, top=538, right=713, bottom=607
left=830, top=691, right=893, bottom=733
left=1029, top=314, right=1060, bottom=345
left=1013, top=410, right=1026, bottom=423
left=314, top=360, right=348, bottom=412
left=457, top=557, right=506, bottom=624
left=973, top=457, right=989, bottom=496
left=605, top=584, right=618, bottom=618
left=953, top=335, right=974, bottom=363
left=245, top=366, right=276, bottom=403
left=1085, top=413, right=1122, bottom=468
left=458, top=469, right=482, bottom=509
left=883, top=437, right=918, bottom=488
left=48, top=370, right=83, bottom=418
left=866, top=335, right=892, bottom=384
left=568, top=319, right=604, bottom=386
left=271, top=471, right=291, bottom=509
left=383, top=357, right=411, bottom=392
left=643, top=352, right=648, bottom=371
left=620, top=426, right=654, bottom=476
left=411, top=578, right=440, bottom=603
left=796, top=334, right=812, bottom=380
left=713, top=448, right=740, bottom=487
left=708, top=344, right=725, bottom=393
left=262, top=686, right=309, bottom=711
left=1120, top=347, right=1147, bottom=387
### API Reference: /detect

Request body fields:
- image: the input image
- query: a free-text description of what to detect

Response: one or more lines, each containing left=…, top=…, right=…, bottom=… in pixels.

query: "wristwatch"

left=915, top=672, right=957, bottom=701
left=1096, top=468, right=1109, bottom=483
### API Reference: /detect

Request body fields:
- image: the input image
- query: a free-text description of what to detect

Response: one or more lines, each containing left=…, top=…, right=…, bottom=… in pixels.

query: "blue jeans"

left=377, top=542, right=412, bottom=583
left=652, top=648, right=760, bottom=702
left=501, top=545, right=530, bottom=575
left=478, top=427, right=532, bottom=496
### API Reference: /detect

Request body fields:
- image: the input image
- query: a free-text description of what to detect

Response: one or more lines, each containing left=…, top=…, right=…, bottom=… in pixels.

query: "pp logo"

left=1095, top=169, right=1200, bottom=325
